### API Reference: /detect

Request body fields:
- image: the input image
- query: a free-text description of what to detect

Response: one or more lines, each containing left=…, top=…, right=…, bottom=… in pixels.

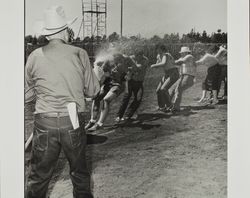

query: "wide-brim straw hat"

left=179, top=46, right=191, bottom=54
left=36, top=5, right=77, bottom=36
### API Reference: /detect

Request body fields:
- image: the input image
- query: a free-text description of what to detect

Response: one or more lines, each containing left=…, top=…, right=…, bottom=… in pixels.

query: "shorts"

left=93, top=78, right=123, bottom=103
left=202, top=64, right=221, bottom=91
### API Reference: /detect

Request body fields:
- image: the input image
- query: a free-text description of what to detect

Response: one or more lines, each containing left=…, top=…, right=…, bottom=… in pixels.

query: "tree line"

left=25, top=28, right=227, bottom=64
left=25, top=28, right=227, bottom=46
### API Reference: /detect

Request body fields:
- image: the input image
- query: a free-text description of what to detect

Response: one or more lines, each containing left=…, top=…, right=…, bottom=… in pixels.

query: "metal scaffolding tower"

left=78, top=0, right=107, bottom=38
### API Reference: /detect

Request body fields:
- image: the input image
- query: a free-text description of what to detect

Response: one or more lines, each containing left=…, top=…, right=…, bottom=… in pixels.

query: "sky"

left=25, top=0, right=227, bottom=38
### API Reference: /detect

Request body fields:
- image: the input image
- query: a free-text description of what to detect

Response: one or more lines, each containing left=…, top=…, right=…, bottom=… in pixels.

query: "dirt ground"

left=25, top=66, right=227, bottom=198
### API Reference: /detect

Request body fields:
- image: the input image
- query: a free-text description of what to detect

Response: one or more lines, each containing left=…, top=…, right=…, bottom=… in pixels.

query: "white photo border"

left=1, top=0, right=250, bottom=197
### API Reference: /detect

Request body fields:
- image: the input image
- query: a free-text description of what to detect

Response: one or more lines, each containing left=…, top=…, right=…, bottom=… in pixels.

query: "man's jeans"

left=26, top=113, right=93, bottom=198
left=156, top=68, right=179, bottom=108
left=117, top=80, right=143, bottom=119
left=173, top=74, right=195, bottom=110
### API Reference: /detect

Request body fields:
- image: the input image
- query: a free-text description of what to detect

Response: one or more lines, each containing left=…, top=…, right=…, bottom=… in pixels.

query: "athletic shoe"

left=115, top=117, right=122, bottom=122
left=123, top=117, right=133, bottom=122
left=85, top=120, right=96, bottom=130
left=88, top=123, right=103, bottom=132
left=222, top=95, right=227, bottom=100
left=158, top=107, right=167, bottom=112
left=211, top=99, right=219, bottom=105
left=169, top=107, right=181, bottom=114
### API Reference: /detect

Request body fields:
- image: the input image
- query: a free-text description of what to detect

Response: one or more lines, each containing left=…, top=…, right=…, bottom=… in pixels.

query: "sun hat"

left=179, top=46, right=191, bottom=54
left=38, top=6, right=77, bottom=36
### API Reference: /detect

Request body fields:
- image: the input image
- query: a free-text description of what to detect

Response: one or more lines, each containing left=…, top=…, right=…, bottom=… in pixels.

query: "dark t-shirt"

left=102, top=56, right=137, bottom=84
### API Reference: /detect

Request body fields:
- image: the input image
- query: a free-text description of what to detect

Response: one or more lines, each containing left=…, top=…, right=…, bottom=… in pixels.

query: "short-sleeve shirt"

left=177, top=54, right=196, bottom=76
left=25, top=43, right=99, bottom=113
left=102, top=56, right=136, bottom=84
left=130, top=55, right=149, bottom=81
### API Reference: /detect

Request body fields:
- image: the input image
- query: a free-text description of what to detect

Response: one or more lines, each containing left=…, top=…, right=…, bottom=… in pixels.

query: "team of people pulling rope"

left=86, top=43, right=227, bottom=131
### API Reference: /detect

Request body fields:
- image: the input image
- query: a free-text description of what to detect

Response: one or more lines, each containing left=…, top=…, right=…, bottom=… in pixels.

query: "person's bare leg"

left=97, top=91, right=117, bottom=125
left=90, top=100, right=99, bottom=121
left=212, top=90, right=219, bottom=104
left=198, top=90, right=207, bottom=103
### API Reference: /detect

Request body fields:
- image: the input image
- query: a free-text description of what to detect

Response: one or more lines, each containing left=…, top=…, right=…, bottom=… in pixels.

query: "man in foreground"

left=25, top=6, right=99, bottom=198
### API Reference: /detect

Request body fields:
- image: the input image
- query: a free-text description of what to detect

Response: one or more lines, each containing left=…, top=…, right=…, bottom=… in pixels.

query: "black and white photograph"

left=2, top=0, right=250, bottom=198
left=24, top=0, right=228, bottom=197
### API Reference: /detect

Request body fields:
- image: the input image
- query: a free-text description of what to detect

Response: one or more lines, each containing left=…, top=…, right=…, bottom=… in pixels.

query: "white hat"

left=39, top=6, right=77, bottom=36
left=179, top=46, right=191, bottom=54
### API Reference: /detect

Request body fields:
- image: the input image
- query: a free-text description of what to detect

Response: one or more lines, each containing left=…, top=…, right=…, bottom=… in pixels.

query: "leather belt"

left=35, top=112, right=70, bottom=118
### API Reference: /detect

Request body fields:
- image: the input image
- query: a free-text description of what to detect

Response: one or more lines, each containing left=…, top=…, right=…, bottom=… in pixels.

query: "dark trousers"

left=202, top=64, right=221, bottom=91
left=156, top=68, right=179, bottom=108
left=117, top=80, right=143, bottom=119
left=26, top=114, right=93, bottom=198
left=217, top=65, right=227, bottom=96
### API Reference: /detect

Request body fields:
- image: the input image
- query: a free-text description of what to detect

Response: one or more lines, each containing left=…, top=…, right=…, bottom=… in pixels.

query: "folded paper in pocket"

left=67, top=102, right=80, bottom=129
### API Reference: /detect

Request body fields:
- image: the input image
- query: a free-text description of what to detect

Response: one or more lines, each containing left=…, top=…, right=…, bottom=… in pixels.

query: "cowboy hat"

left=37, top=6, right=77, bottom=36
left=179, top=46, right=191, bottom=54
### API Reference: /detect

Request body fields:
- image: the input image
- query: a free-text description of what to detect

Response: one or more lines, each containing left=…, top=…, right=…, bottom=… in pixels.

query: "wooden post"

left=121, top=0, right=123, bottom=37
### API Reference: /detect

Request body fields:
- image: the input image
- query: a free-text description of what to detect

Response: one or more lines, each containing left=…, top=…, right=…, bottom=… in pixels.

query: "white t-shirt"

left=196, top=53, right=218, bottom=68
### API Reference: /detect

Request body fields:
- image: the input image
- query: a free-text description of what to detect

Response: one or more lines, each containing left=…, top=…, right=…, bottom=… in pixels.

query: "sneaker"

left=123, top=116, right=132, bottom=122
left=158, top=107, right=167, bottom=112
left=88, top=123, right=103, bottom=132
left=198, top=97, right=209, bottom=103
left=222, top=95, right=227, bottom=100
left=85, top=120, right=96, bottom=130
left=169, top=107, right=181, bottom=114
left=115, top=117, right=122, bottom=122
left=211, top=99, right=219, bottom=105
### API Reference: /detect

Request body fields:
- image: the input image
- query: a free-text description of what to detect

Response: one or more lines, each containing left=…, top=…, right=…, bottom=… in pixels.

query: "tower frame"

left=80, top=0, right=107, bottom=38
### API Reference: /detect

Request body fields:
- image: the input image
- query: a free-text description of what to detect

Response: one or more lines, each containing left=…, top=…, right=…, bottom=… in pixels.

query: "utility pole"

left=121, top=0, right=123, bottom=37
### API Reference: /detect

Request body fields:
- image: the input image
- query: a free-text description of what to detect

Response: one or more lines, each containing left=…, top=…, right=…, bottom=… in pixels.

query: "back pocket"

left=68, top=125, right=85, bottom=148
left=33, top=126, right=49, bottom=152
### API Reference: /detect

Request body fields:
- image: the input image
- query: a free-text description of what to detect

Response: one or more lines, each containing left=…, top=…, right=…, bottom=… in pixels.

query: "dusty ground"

left=25, top=66, right=227, bottom=198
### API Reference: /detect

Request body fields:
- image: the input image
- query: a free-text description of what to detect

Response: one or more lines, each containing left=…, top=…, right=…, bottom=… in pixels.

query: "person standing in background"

left=151, top=45, right=179, bottom=112
left=86, top=53, right=138, bottom=131
left=170, top=46, right=196, bottom=113
left=215, top=45, right=227, bottom=100
left=115, top=49, right=149, bottom=122
left=196, top=45, right=221, bottom=104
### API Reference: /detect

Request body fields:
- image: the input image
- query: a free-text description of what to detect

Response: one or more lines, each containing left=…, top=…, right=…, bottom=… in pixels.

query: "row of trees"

left=25, top=29, right=227, bottom=46
left=25, top=29, right=227, bottom=64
